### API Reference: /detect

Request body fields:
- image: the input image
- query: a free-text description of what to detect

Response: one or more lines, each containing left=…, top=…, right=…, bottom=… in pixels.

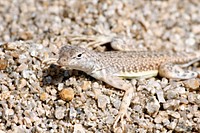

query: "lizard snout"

left=57, top=58, right=63, bottom=66
left=57, top=57, right=69, bottom=66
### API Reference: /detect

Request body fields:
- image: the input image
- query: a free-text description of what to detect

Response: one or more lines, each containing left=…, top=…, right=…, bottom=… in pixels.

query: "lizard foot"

left=113, top=110, right=131, bottom=132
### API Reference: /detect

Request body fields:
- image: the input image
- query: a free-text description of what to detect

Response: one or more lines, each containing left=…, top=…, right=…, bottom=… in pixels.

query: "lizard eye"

left=77, top=53, right=82, bottom=58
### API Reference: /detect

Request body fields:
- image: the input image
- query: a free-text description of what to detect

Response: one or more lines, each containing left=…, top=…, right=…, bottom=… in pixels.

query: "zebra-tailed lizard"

left=57, top=37, right=200, bottom=131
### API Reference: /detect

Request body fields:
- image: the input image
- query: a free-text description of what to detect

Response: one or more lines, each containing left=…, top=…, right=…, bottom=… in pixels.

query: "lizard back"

left=95, top=50, right=200, bottom=73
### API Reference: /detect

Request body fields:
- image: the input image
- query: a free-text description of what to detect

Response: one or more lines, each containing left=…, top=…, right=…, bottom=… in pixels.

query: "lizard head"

left=57, top=45, right=96, bottom=72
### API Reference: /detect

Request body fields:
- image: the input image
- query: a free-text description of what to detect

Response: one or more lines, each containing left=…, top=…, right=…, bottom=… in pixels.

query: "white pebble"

left=73, top=124, right=85, bottom=133
left=97, top=94, right=110, bottom=110
left=146, top=96, right=160, bottom=115
left=58, top=83, right=64, bottom=91
left=185, top=38, right=195, bottom=46
left=69, top=107, right=77, bottom=119
left=156, top=89, right=166, bottom=103
left=4, top=109, right=14, bottom=116
left=55, top=107, right=66, bottom=119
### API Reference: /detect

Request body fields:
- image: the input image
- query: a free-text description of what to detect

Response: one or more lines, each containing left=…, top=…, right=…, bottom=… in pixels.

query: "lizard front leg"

left=90, top=70, right=135, bottom=132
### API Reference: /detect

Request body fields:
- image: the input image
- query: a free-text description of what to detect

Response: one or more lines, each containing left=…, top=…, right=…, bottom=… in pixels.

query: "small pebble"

left=59, top=88, right=75, bottom=101
left=69, top=107, right=77, bottom=119
left=40, top=92, right=48, bottom=101
left=105, top=115, right=114, bottom=124
left=167, top=121, right=177, bottom=130
left=55, top=107, right=66, bottom=119
left=4, top=109, right=14, bottom=116
left=93, top=88, right=102, bottom=100
left=18, top=78, right=27, bottom=89
left=97, top=94, right=110, bottom=110
left=23, top=117, right=32, bottom=127
left=110, top=97, right=121, bottom=110
left=167, top=110, right=180, bottom=119
left=188, top=92, right=195, bottom=103
left=22, top=70, right=33, bottom=79
left=73, top=124, right=85, bottom=133
left=16, top=63, right=28, bottom=72
left=4, top=42, right=17, bottom=50
left=146, top=96, right=160, bottom=116
left=0, top=59, right=7, bottom=70
left=19, top=32, right=33, bottom=40
left=185, top=38, right=195, bottom=46
left=81, top=81, right=91, bottom=91
left=156, top=89, right=166, bottom=103
left=163, top=100, right=180, bottom=110
left=183, top=78, right=200, bottom=90
left=175, top=87, right=186, bottom=94
left=166, top=90, right=178, bottom=100
left=154, top=111, right=168, bottom=124
left=57, top=83, right=64, bottom=91
left=43, top=76, right=52, bottom=85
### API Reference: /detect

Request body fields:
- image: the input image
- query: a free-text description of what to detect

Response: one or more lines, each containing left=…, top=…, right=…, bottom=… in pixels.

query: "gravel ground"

left=0, top=0, right=200, bottom=133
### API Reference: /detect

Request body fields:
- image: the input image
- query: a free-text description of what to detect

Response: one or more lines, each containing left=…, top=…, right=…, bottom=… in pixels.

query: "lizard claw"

left=113, top=111, right=130, bottom=132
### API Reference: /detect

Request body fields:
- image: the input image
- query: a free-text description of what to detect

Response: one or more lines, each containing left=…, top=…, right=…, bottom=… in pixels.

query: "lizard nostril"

left=57, top=59, right=62, bottom=65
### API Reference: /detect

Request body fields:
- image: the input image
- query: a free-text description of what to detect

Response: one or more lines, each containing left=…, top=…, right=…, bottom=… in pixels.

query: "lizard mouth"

left=57, top=59, right=62, bottom=65
left=57, top=58, right=67, bottom=66
left=59, top=64, right=72, bottom=70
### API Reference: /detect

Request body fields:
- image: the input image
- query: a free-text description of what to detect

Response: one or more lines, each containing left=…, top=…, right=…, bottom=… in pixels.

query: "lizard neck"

left=75, top=51, right=100, bottom=74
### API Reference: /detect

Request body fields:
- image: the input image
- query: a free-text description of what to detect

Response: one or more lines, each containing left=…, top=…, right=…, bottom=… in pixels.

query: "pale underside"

left=113, top=70, right=159, bottom=79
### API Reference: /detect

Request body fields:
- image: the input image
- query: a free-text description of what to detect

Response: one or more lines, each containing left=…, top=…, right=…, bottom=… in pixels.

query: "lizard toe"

left=113, top=111, right=130, bottom=132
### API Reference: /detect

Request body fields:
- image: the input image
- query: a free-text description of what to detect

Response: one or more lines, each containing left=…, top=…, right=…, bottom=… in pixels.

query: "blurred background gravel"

left=0, top=0, right=200, bottom=132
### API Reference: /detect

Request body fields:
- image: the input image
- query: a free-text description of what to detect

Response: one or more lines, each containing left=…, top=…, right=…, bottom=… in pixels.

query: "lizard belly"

left=114, top=70, right=159, bottom=79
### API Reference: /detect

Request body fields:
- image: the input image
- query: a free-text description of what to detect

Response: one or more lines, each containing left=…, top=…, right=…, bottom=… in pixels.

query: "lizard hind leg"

left=159, top=63, right=198, bottom=79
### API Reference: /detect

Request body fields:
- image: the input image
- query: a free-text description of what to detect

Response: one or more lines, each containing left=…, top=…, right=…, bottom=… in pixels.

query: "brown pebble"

left=3, top=42, right=17, bottom=50
left=80, top=81, right=91, bottom=91
left=40, top=92, right=48, bottom=101
left=0, top=59, right=8, bottom=70
left=10, top=51, right=19, bottom=58
left=18, top=78, right=27, bottom=89
left=183, top=78, right=200, bottom=90
left=19, top=32, right=33, bottom=40
left=59, top=88, right=74, bottom=101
